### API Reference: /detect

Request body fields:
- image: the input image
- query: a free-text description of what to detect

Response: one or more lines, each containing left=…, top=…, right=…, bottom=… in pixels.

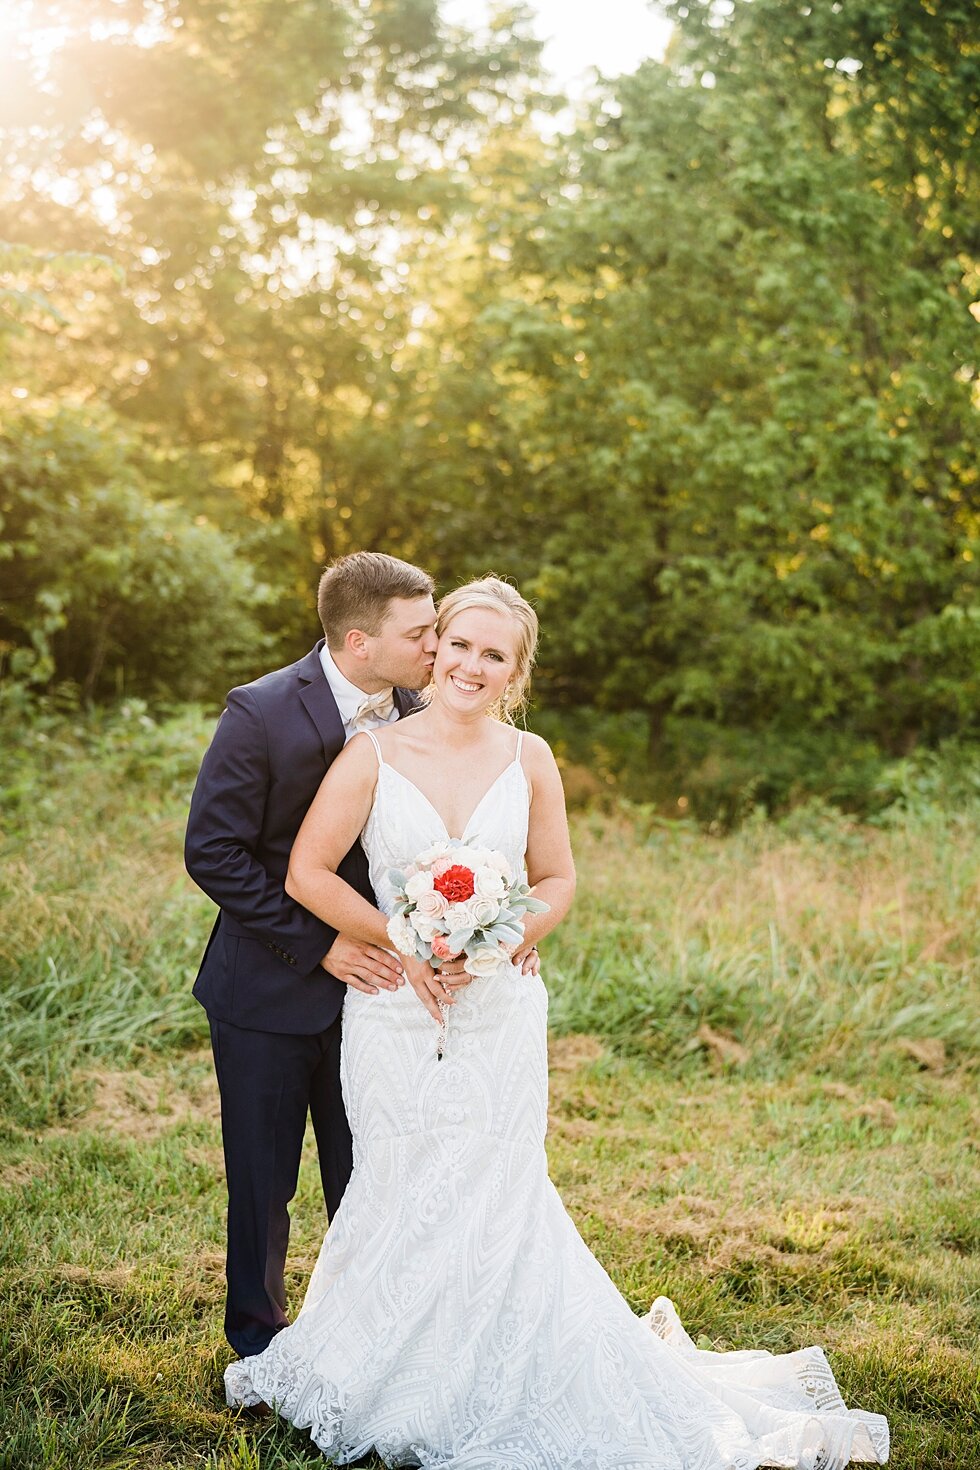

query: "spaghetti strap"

left=363, top=728, right=384, bottom=766
left=514, top=730, right=525, bottom=762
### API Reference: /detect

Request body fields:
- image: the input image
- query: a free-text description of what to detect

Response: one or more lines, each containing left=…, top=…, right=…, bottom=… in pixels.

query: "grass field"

left=1, top=704, right=978, bottom=1468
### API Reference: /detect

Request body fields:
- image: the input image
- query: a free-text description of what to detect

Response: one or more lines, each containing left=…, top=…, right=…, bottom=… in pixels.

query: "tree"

left=376, top=0, right=977, bottom=809
left=0, top=1, right=547, bottom=551
left=0, top=406, right=267, bottom=700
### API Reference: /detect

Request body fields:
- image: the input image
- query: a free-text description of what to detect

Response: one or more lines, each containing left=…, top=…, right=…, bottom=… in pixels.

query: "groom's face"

left=364, top=595, right=438, bottom=691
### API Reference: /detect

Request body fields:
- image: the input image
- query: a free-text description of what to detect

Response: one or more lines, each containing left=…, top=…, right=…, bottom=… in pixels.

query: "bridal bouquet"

left=386, top=841, right=549, bottom=980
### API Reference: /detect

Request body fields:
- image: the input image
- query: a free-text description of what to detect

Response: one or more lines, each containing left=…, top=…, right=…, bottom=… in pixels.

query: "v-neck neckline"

left=382, top=758, right=521, bottom=843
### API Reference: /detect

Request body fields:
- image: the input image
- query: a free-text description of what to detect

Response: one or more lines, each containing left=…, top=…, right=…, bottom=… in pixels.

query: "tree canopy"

left=1, top=0, right=976, bottom=814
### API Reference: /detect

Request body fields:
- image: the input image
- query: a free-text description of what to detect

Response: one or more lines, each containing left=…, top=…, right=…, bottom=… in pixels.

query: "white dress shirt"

left=319, top=644, right=398, bottom=744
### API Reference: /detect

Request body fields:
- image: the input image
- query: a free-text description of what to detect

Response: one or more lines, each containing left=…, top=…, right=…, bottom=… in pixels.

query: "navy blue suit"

left=185, top=641, right=415, bottom=1356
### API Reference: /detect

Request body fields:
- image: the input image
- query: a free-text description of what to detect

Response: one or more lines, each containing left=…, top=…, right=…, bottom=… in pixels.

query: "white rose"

left=443, top=893, right=478, bottom=929
left=414, top=889, right=448, bottom=920
left=457, top=844, right=490, bottom=869
left=473, top=867, right=506, bottom=899
left=414, top=843, right=449, bottom=867
left=463, top=944, right=507, bottom=979
left=387, top=913, right=418, bottom=956
left=410, top=912, right=440, bottom=943
left=469, top=896, right=500, bottom=928
left=485, top=850, right=513, bottom=880
left=405, top=869, right=434, bottom=900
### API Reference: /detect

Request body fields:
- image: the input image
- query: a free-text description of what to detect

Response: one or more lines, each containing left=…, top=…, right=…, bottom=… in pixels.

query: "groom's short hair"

left=317, top=552, right=434, bottom=649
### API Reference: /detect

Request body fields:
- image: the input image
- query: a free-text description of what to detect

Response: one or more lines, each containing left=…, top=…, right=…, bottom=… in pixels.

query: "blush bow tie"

left=351, top=689, right=395, bottom=730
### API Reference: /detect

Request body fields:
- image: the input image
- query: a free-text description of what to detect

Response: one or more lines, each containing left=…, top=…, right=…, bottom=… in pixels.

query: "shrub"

left=0, top=406, right=269, bottom=702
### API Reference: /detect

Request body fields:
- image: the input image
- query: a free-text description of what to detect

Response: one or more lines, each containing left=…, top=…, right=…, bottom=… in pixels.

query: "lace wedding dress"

left=225, top=732, right=889, bottom=1469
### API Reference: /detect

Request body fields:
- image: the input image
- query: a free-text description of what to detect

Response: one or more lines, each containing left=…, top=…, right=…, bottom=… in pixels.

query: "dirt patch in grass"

left=58, top=1263, right=139, bottom=1292
left=0, top=1157, right=49, bottom=1190
left=62, top=1057, right=218, bottom=1140
left=549, top=1034, right=605, bottom=1072
left=597, top=1191, right=865, bottom=1268
left=693, top=1023, right=750, bottom=1069
left=854, top=1098, right=899, bottom=1130
left=895, top=1037, right=947, bottom=1072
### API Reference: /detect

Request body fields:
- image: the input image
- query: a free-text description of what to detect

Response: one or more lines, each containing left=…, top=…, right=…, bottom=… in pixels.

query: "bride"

left=224, top=576, right=889, bottom=1469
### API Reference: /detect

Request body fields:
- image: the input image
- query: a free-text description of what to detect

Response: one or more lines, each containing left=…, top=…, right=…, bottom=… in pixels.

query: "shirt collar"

left=319, top=643, right=393, bottom=727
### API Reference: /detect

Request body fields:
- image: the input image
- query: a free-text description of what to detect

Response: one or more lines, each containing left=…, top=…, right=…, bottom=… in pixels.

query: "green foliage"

left=423, top=7, right=977, bottom=765
left=0, top=408, right=268, bottom=700
left=0, top=0, right=976, bottom=811
left=0, top=242, right=120, bottom=359
left=649, top=722, right=894, bottom=828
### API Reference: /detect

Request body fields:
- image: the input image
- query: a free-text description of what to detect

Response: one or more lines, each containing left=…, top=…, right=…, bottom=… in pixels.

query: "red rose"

left=433, top=864, right=476, bottom=903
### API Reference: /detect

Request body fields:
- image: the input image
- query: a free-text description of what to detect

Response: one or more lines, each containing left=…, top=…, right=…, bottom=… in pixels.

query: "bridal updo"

left=436, top=576, right=538, bottom=723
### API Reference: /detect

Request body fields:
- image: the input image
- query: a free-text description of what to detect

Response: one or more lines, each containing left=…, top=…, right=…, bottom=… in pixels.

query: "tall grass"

left=546, top=801, right=978, bottom=1078
left=0, top=703, right=209, bottom=1128
left=3, top=702, right=976, bottom=1126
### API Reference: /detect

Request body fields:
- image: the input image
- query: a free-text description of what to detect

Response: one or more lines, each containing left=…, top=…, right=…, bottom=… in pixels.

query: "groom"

left=185, top=551, right=440, bottom=1360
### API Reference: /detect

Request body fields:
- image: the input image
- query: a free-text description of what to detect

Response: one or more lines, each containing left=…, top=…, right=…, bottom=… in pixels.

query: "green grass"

left=1, top=704, right=978, bottom=1466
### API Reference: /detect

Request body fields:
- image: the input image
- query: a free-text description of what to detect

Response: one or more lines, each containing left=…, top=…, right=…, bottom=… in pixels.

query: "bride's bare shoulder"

left=335, top=731, right=386, bottom=775
left=372, top=718, right=426, bottom=760
left=517, top=729, right=557, bottom=770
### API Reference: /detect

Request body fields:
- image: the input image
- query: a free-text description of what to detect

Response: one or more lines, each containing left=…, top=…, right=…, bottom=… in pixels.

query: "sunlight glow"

left=0, top=3, right=69, bottom=70
left=443, top=0, right=672, bottom=91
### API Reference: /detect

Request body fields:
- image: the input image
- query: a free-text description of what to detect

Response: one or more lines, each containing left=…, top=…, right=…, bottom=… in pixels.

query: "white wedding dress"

left=225, top=732, right=889, bottom=1469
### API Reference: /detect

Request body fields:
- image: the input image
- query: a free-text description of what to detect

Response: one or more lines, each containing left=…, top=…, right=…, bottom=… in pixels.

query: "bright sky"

left=443, top=0, right=673, bottom=90
left=0, top=2, right=674, bottom=99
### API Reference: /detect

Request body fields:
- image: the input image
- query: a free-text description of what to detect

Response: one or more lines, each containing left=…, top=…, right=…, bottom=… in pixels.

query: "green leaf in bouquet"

left=388, top=869, right=408, bottom=890
left=520, top=897, right=550, bottom=913
left=488, top=923, right=524, bottom=946
left=449, top=926, right=475, bottom=951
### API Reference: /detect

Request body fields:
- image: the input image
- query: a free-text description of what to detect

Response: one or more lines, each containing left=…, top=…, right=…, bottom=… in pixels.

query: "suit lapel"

left=394, top=687, right=422, bottom=719
left=299, top=642, right=421, bottom=755
left=298, top=642, right=346, bottom=765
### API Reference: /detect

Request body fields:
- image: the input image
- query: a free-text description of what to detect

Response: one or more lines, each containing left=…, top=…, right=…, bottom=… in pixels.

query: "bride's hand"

left=402, top=954, right=469, bottom=1022
left=512, top=943, right=541, bottom=977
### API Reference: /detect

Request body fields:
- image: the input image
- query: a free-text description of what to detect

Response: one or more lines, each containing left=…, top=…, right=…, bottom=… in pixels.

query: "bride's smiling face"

left=433, top=606, right=519, bottom=716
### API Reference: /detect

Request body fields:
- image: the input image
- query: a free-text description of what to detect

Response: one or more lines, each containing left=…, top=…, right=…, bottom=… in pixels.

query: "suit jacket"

left=185, top=640, right=416, bottom=1034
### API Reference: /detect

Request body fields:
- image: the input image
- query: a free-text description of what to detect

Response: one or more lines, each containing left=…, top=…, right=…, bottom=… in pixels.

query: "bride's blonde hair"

left=435, top=576, right=538, bottom=724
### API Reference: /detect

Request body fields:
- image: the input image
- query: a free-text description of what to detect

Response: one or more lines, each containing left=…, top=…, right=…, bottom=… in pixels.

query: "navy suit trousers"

left=209, top=1014, right=353, bottom=1358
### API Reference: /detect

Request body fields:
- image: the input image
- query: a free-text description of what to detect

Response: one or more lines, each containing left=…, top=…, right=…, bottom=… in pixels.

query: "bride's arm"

left=521, top=734, right=577, bottom=950
left=285, top=735, right=390, bottom=949
left=288, top=734, right=462, bottom=1023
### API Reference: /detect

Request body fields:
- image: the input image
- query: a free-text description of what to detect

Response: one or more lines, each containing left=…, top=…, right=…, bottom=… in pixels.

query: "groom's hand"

left=320, top=937, right=404, bottom=994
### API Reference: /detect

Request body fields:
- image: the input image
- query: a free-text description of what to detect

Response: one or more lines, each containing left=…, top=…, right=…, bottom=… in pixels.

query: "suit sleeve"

left=184, top=686, right=337, bottom=975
